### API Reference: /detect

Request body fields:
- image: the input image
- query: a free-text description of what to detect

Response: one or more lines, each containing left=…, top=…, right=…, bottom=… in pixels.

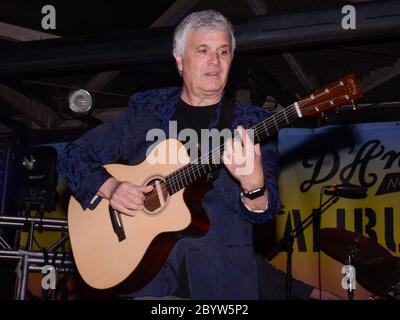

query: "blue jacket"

left=58, top=87, right=280, bottom=299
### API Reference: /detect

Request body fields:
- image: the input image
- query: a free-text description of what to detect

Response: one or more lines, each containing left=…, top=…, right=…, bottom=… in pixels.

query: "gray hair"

left=173, top=10, right=236, bottom=57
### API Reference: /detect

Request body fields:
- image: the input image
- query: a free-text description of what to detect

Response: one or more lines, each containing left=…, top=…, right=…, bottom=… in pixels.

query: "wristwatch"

left=241, top=183, right=266, bottom=200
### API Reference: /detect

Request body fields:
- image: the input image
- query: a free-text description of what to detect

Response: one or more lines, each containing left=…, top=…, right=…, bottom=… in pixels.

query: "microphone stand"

left=266, top=194, right=339, bottom=300
left=346, top=255, right=354, bottom=300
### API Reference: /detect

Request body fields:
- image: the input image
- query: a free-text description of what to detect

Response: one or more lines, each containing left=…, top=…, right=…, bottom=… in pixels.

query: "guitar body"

left=68, top=139, right=209, bottom=292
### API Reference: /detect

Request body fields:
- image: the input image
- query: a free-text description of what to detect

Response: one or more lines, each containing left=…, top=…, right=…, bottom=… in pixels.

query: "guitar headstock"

left=298, top=74, right=363, bottom=117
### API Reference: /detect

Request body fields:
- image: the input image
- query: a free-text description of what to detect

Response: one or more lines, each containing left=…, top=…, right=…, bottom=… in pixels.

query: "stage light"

left=68, top=89, right=93, bottom=114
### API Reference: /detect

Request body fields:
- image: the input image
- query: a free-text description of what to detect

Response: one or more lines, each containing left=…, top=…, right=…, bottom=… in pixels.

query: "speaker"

left=19, top=146, right=59, bottom=213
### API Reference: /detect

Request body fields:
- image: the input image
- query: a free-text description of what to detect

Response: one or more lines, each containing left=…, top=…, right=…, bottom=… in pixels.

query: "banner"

left=274, top=122, right=400, bottom=299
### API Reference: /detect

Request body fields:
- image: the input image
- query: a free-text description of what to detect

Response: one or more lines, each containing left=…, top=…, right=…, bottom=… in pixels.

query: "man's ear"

left=173, top=51, right=183, bottom=74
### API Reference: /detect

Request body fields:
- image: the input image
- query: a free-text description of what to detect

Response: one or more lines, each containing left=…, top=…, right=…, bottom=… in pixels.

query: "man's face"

left=174, top=29, right=232, bottom=98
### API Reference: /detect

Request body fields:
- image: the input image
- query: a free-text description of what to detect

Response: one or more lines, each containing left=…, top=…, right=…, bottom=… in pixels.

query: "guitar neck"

left=166, top=104, right=300, bottom=195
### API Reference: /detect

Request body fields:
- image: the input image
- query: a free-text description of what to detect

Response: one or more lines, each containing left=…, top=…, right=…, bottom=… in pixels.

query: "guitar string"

left=143, top=103, right=297, bottom=204
left=166, top=88, right=351, bottom=189
left=144, top=94, right=350, bottom=204
left=143, top=89, right=351, bottom=203
left=143, top=94, right=350, bottom=205
left=165, top=92, right=349, bottom=193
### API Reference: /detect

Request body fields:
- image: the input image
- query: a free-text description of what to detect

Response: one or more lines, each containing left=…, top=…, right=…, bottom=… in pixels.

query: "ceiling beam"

left=0, top=22, right=64, bottom=128
left=246, top=0, right=318, bottom=95
left=361, top=58, right=400, bottom=92
left=247, top=57, right=297, bottom=106
left=86, top=0, right=200, bottom=91
left=0, top=83, right=60, bottom=128
left=282, top=53, right=318, bottom=93
left=245, top=0, right=267, bottom=16
left=0, top=22, right=107, bottom=129
left=151, top=0, right=201, bottom=27
left=1, top=0, right=400, bottom=76
left=0, top=21, right=60, bottom=41
left=86, top=70, right=120, bottom=91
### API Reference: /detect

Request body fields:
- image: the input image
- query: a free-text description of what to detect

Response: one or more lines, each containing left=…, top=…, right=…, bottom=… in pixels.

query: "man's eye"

left=219, top=50, right=230, bottom=56
left=197, top=49, right=207, bottom=54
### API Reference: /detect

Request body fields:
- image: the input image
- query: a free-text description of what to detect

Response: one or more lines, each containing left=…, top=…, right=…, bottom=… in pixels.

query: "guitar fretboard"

left=166, top=104, right=300, bottom=195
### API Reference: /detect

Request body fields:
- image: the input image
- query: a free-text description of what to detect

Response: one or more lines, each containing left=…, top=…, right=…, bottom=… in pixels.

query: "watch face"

left=244, top=184, right=266, bottom=199
left=247, top=191, right=262, bottom=200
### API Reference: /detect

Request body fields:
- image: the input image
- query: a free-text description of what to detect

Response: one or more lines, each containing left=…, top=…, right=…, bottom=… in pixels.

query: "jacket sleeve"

left=231, top=104, right=281, bottom=224
left=238, top=138, right=281, bottom=224
left=57, top=93, right=151, bottom=210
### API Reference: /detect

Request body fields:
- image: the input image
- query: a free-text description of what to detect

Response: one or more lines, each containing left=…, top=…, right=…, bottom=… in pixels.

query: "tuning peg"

left=351, top=100, right=357, bottom=110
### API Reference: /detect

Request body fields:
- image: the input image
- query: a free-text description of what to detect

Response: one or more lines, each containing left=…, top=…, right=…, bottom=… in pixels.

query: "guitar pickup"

left=108, top=205, right=126, bottom=242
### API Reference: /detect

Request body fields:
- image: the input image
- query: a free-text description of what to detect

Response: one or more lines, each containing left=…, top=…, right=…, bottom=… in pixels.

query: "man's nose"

left=208, top=51, right=220, bottom=65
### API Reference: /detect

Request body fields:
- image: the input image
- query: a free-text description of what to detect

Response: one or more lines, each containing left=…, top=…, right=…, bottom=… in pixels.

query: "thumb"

left=138, top=184, right=154, bottom=192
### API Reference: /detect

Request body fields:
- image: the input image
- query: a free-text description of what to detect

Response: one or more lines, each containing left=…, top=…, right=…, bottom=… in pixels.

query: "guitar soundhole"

left=143, top=176, right=169, bottom=215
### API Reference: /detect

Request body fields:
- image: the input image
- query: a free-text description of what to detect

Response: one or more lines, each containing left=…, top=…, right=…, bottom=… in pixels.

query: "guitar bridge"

left=108, top=205, right=126, bottom=242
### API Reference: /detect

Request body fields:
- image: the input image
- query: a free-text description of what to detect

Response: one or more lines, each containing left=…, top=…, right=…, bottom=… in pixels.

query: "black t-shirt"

left=171, top=99, right=219, bottom=161
left=171, top=98, right=218, bottom=141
